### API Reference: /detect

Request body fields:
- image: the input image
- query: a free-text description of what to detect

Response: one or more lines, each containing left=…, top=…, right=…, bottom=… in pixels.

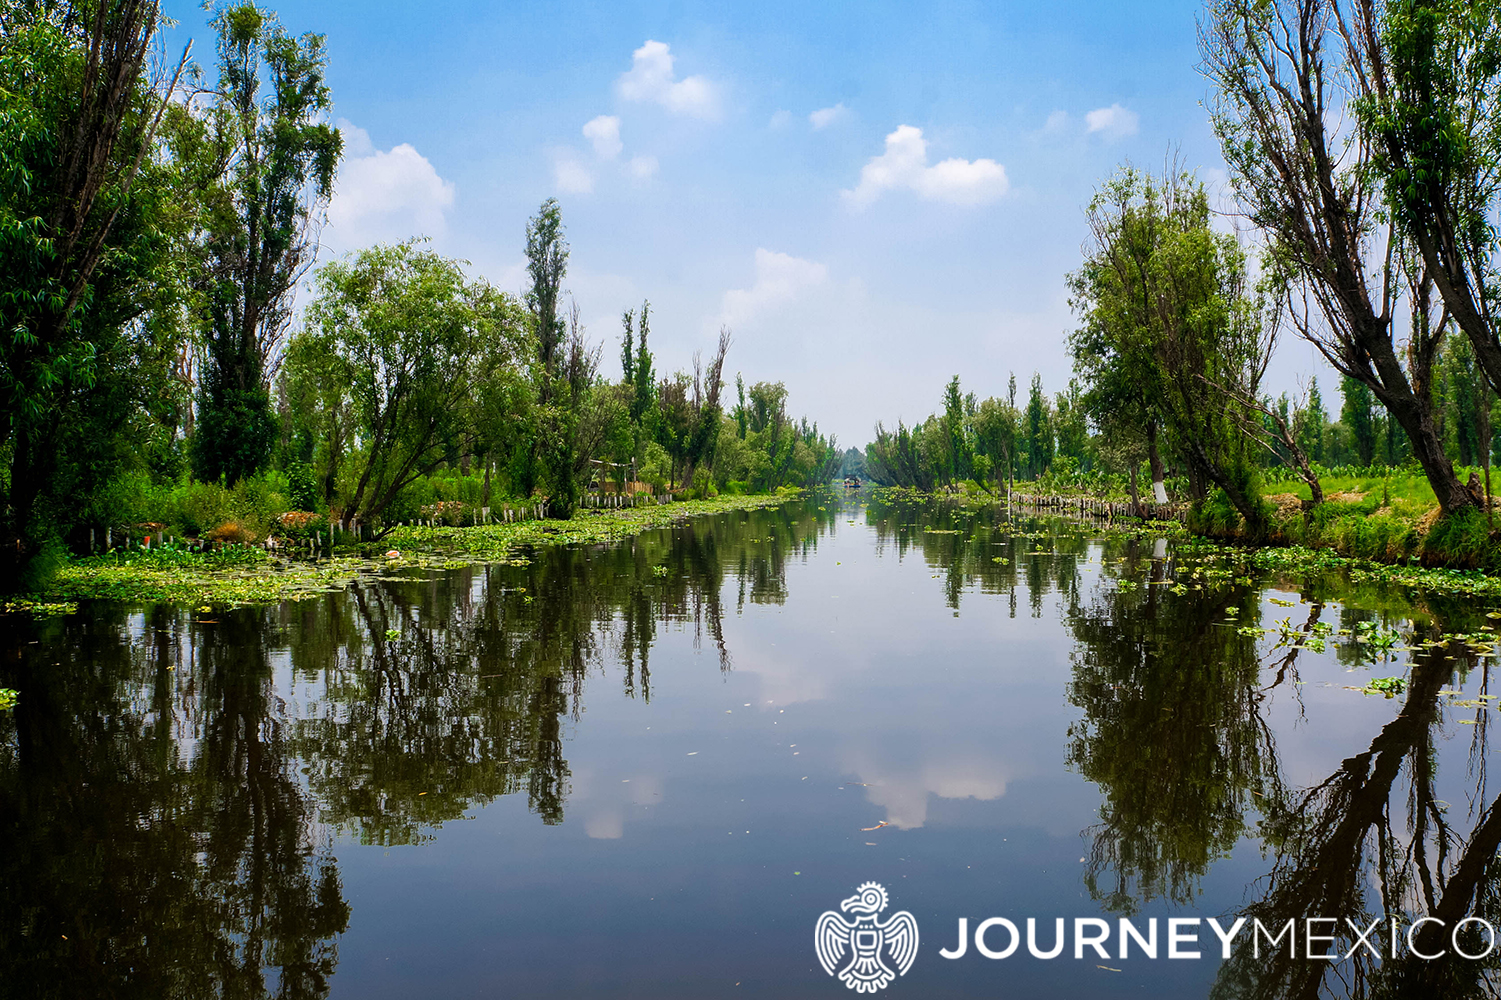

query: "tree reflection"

left=1063, top=541, right=1501, bottom=997
left=0, top=500, right=826, bottom=996
left=1212, top=636, right=1501, bottom=1000
left=0, top=607, right=349, bottom=1000
left=1065, top=567, right=1276, bottom=912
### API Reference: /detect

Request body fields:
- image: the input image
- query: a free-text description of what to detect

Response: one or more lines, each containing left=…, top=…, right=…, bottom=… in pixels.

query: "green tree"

left=1203, top=0, right=1478, bottom=514
left=287, top=242, right=527, bottom=529
left=0, top=0, right=189, bottom=580
left=1071, top=165, right=1281, bottom=530
left=940, top=375, right=971, bottom=483
left=971, top=395, right=1020, bottom=489
left=1340, top=375, right=1379, bottom=466
left=1023, top=373, right=1053, bottom=479
left=1291, top=377, right=1327, bottom=467
left=1355, top=0, right=1501, bottom=410
left=190, top=2, right=341, bottom=486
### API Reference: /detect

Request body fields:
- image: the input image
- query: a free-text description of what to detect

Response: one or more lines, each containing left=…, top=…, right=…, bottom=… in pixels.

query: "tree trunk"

left=1146, top=419, right=1168, bottom=504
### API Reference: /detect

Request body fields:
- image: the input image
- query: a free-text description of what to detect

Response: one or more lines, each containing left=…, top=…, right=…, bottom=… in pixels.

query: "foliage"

left=189, top=2, right=341, bottom=486
left=287, top=241, right=528, bottom=529
left=0, top=0, right=191, bottom=582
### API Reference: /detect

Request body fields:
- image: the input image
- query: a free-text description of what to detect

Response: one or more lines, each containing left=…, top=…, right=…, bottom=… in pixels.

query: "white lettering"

left=940, top=918, right=968, bottom=960
left=1119, top=918, right=1157, bottom=959
left=1408, top=917, right=1445, bottom=960
left=975, top=918, right=1019, bottom=960
left=1168, top=918, right=1200, bottom=959
left=1305, top=918, right=1338, bottom=960
left=1207, top=918, right=1246, bottom=959
left=1075, top=918, right=1110, bottom=960
left=1344, top=918, right=1382, bottom=959
left=1027, top=918, right=1064, bottom=960
left=1453, top=918, right=1496, bottom=960
left=1254, top=918, right=1297, bottom=958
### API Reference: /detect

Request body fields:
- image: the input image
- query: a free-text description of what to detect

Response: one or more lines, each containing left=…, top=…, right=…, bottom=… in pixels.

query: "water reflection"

left=0, top=607, right=349, bottom=1000
left=2, top=493, right=1499, bottom=997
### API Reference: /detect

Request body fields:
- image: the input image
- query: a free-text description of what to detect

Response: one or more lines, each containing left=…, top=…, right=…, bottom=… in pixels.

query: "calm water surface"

left=3, top=493, right=1500, bottom=998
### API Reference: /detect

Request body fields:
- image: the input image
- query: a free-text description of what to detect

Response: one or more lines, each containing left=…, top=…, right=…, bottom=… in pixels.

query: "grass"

left=14, top=490, right=803, bottom=611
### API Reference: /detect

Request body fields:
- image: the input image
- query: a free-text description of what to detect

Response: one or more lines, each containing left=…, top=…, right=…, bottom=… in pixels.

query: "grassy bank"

left=16, top=490, right=803, bottom=610
left=1194, top=470, right=1500, bottom=572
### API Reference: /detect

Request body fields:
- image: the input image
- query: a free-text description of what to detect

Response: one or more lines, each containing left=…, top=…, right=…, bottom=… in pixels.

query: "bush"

left=176, top=481, right=239, bottom=537
left=206, top=520, right=257, bottom=545
left=419, top=499, right=474, bottom=526
left=277, top=510, right=326, bottom=540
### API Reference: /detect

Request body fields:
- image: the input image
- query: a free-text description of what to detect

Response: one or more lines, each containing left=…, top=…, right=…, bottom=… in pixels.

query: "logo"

left=815, top=882, right=919, bottom=993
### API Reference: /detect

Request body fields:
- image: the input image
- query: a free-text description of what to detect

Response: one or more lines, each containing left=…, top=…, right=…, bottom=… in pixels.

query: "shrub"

left=419, top=500, right=474, bottom=526
left=277, top=510, right=326, bottom=540
left=206, top=520, right=257, bottom=545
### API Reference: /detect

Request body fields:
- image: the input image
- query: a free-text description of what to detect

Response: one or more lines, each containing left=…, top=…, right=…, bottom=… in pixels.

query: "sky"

left=158, top=0, right=1333, bottom=447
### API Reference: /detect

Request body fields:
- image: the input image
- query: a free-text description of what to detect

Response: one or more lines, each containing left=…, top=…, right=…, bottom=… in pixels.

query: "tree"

left=1023, top=373, right=1053, bottom=479
left=0, top=0, right=189, bottom=579
left=189, top=2, right=341, bottom=486
left=1291, top=377, right=1327, bottom=467
left=287, top=242, right=527, bottom=530
left=971, top=395, right=1020, bottom=489
left=1355, top=0, right=1501, bottom=408
left=1070, top=165, right=1277, bottom=529
left=525, top=197, right=568, bottom=396
left=940, top=376, right=971, bottom=483
left=1201, top=0, right=1478, bottom=514
left=1340, top=375, right=1378, bottom=466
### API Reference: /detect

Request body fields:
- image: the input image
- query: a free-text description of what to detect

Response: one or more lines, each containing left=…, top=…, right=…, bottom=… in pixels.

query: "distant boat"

left=844, top=476, right=862, bottom=489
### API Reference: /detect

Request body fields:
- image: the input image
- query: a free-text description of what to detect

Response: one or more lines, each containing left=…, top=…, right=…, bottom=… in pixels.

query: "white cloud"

left=582, top=115, right=622, bottom=159
left=768, top=109, right=793, bottom=129
left=718, top=248, right=829, bottom=328
left=617, top=40, right=718, bottom=119
left=1043, top=109, right=1069, bottom=133
left=628, top=154, right=659, bottom=178
left=809, top=102, right=848, bottom=129
left=553, top=157, right=594, bottom=194
left=1084, top=102, right=1139, bottom=139
left=842, top=125, right=1009, bottom=209
left=326, top=120, right=456, bottom=245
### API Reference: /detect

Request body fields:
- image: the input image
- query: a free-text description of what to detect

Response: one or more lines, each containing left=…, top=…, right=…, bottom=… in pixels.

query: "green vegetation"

left=866, top=2, right=1501, bottom=572
left=0, top=2, right=838, bottom=593
left=16, top=489, right=802, bottom=608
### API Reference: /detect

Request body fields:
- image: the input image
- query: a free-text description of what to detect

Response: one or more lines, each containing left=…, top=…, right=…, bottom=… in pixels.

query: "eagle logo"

left=814, top=881, right=919, bottom=993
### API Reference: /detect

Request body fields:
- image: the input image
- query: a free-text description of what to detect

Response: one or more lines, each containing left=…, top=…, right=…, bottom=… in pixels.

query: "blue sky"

left=160, top=0, right=1329, bottom=445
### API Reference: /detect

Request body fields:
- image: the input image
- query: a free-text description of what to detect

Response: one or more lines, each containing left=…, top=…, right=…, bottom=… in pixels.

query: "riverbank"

left=14, top=490, right=804, bottom=610
left=988, top=468, right=1501, bottom=573
left=874, top=483, right=1501, bottom=602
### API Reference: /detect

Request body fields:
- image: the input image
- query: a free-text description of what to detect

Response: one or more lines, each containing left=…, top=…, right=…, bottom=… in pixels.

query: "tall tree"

left=1023, top=373, right=1053, bottom=479
left=1355, top=0, right=1501, bottom=407
left=0, top=0, right=188, bottom=578
left=1340, top=375, right=1378, bottom=466
left=189, top=3, right=339, bottom=486
left=1071, top=166, right=1278, bottom=528
left=1201, top=0, right=1478, bottom=514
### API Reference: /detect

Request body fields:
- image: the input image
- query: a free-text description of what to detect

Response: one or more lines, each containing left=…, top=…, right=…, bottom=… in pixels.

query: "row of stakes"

left=87, top=491, right=681, bottom=554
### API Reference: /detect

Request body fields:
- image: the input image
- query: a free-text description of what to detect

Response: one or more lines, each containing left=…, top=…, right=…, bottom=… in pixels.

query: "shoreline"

left=871, top=485, right=1501, bottom=601
left=10, top=490, right=805, bottom=611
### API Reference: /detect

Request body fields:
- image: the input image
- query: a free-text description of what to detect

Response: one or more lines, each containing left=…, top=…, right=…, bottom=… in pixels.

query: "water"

left=3, top=492, right=1499, bottom=998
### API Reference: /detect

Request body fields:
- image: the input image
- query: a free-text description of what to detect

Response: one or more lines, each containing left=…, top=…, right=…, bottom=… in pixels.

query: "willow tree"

left=190, top=2, right=341, bottom=486
left=1201, top=0, right=1477, bottom=514
left=0, top=0, right=187, bottom=578
left=1356, top=0, right=1501, bottom=409
left=287, top=242, right=527, bottom=530
left=1070, top=166, right=1276, bottom=533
